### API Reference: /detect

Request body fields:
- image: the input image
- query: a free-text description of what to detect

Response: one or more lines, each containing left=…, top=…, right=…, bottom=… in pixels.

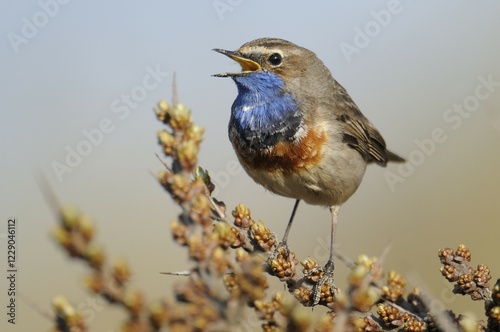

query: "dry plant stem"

left=19, top=292, right=55, bottom=321
left=439, top=244, right=492, bottom=302
left=160, top=271, right=191, bottom=276
left=155, top=152, right=172, bottom=172
left=46, top=86, right=499, bottom=331
left=206, top=194, right=226, bottom=220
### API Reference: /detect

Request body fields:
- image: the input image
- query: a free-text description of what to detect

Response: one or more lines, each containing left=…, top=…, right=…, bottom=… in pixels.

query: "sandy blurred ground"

left=1, top=1, right=499, bottom=330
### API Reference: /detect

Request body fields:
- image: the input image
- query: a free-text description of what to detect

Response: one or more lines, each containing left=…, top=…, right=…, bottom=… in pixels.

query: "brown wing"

left=338, top=113, right=390, bottom=165
left=326, top=80, right=405, bottom=165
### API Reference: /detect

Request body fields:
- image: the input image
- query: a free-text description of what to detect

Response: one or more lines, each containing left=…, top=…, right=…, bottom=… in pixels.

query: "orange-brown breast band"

left=237, top=128, right=327, bottom=173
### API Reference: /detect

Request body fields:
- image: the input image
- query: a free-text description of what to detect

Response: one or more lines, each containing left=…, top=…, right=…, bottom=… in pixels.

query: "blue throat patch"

left=229, top=71, right=302, bottom=150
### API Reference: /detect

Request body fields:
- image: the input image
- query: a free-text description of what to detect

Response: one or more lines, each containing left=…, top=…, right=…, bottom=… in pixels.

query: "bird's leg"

left=268, top=200, right=300, bottom=277
left=281, top=199, right=300, bottom=244
left=311, top=205, right=340, bottom=305
left=326, top=205, right=339, bottom=269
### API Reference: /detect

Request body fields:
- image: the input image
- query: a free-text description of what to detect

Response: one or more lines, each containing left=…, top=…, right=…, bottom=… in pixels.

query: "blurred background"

left=1, top=1, right=500, bottom=330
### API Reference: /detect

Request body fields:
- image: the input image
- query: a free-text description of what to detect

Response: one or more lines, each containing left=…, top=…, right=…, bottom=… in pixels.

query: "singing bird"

left=213, top=38, right=404, bottom=302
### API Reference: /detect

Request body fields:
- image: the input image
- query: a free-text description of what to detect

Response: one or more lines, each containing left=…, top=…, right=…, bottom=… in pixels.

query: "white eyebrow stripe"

left=242, top=46, right=284, bottom=56
left=246, top=46, right=270, bottom=54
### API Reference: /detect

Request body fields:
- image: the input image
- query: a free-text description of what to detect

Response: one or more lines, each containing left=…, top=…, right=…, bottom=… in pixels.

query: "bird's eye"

left=268, top=53, right=282, bottom=66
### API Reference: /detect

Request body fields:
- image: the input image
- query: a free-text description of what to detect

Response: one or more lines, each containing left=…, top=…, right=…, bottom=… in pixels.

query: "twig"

left=160, top=270, right=192, bottom=276
left=19, top=292, right=54, bottom=321
left=172, top=72, right=178, bottom=105
left=206, top=194, right=226, bottom=220
left=406, top=273, right=460, bottom=332
left=155, top=153, right=172, bottom=172
left=34, top=169, right=60, bottom=217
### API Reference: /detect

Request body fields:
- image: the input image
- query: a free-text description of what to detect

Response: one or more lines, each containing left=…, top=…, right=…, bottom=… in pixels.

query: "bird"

left=213, top=38, right=404, bottom=304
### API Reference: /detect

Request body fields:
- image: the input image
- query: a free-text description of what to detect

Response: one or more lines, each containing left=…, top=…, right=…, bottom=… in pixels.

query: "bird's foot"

left=270, top=241, right=290, bottom=260
left=305, top=259, right=338, bottom=306
left=267, top=241, right=298, bottom=281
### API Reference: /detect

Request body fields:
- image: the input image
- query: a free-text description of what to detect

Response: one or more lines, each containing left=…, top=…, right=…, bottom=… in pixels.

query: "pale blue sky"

left=1, top=1, right=500, bottom=330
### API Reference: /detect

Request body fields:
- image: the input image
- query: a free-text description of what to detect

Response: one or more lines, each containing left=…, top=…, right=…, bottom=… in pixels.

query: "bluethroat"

left=213, top=38, right=404, bottom=304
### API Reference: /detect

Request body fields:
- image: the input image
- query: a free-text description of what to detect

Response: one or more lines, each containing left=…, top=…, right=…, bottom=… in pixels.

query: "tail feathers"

left=386, top=150, right=405, bottom=163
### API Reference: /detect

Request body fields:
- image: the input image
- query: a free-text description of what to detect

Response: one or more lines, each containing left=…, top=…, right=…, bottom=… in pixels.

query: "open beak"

left=212, top=49, right=261, bottom=77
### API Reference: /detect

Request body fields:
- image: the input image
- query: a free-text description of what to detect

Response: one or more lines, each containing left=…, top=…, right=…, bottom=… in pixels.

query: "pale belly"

left=239, top=147, right=367, bottom=207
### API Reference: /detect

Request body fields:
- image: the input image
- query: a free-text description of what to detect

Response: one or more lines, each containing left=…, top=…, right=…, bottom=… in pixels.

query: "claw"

left=310, top=260, right=338, bottom=306
left=267, top=242, right=297, bottom=281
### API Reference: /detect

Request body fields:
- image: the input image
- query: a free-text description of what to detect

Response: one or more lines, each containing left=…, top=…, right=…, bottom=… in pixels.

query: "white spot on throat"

left=294, top=125, right=306, bottom=140
left=242, top=101, right=266, bottom=112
